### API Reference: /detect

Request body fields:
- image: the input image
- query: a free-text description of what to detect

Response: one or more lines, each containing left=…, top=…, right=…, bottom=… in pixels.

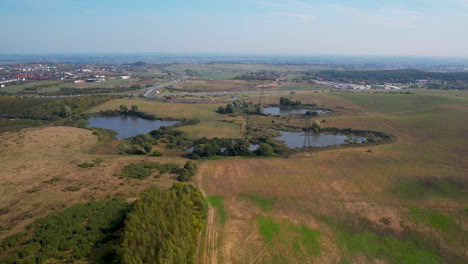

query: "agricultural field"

left=172, top=79, right=262, bottom=92
left=196, top=92, right=468, bottom=263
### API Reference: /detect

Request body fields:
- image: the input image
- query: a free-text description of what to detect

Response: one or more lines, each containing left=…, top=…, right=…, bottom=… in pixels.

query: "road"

left=143, top=71, right=188, bottom=98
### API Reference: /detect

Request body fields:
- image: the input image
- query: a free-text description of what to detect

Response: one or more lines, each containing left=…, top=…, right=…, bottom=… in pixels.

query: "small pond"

left=275, top=131, right=366, bottom=149
left=87, top=116, right=179, bottom=140
left=263, top=107, right=330, bottom=115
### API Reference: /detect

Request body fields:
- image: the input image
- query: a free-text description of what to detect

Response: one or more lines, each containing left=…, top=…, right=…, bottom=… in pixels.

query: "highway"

left=143, top=71, right=188, bottom=98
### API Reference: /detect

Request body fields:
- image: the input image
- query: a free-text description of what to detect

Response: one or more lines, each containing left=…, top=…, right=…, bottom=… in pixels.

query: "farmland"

left=196, top=92, right=468, bottom=263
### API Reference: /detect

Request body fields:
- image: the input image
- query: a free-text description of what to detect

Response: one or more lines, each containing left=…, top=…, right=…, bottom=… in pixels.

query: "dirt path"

left=197, top=179, right=219, bottom=264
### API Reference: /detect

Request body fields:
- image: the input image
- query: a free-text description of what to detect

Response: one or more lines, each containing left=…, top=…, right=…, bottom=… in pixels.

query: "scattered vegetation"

left=63, top=186, right=81, bottom=192
left=118, top=161, right=197, bottom=182
left=43, top=177, right=62, bottom=184
left=217, top=99, right=263, bottom=115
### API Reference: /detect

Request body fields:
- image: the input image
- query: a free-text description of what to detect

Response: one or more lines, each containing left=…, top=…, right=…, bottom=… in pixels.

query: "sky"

left=1, top=0, right=468, bottom=56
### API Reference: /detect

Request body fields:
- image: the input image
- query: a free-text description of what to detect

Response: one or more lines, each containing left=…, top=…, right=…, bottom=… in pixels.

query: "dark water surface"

left=275, top=131, right=366, bottom=148
left=87, top=116, right=179, bottom=139
left=263, top=107, right=330, bottom=115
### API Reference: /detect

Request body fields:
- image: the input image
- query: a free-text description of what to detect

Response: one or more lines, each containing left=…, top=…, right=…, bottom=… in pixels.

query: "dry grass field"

left=196, top=92, right=468, bottom=263
left=0, top=126, right=187, bottom=241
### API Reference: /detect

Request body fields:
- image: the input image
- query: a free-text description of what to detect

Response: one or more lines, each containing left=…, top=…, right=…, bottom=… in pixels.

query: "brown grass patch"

left=0, top=126, right=186, bottom=240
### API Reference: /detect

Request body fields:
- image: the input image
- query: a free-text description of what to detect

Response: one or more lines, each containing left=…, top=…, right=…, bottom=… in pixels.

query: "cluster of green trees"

left=46, top=85, right=141, bottom=96
left=217, top=99, right=263, bottom=115
left=189, top=137, right=285, bottom=158
left=121, top=183, right=205, bottom=264
left=191, top=137, right=251, bottom=158
left=0, top=96, right=112, bottom=121
left=0, top=199, right=129, bottom=263
left=100, top=104, right=158, bottom=120
left=149, top=127, right=194, bottom=150
left=118, top=161, right=197, bottom=181
left=0, top=184, right=206, bottom=264
left=234, top=71, right=280, bottom=80
left=279, top=96, right=302, bottom=106
left=119, top=134, right=156, bottom=155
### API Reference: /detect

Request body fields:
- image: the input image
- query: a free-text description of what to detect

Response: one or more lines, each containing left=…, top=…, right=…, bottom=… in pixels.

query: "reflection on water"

left=87, top=116, right=179, bottom=139
left=275, top=131, right=366, bottom=148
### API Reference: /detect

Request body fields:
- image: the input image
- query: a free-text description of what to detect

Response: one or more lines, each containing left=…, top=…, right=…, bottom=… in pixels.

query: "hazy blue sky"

left=1, top=0, right=467, bottom=56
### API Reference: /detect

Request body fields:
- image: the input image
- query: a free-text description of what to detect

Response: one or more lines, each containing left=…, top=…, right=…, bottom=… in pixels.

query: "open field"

left=172, top=79, right=262, bottom=92
left=0, top=126, right=188, bottom=241
left=165, top=64, right=332, bottom=80
left=196, top=92, right=468, bottom=263
left=1, top=73, right=171, bottom=94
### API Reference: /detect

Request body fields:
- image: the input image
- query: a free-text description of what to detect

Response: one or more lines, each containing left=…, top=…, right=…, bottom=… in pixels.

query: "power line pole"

left=303, top=116, right=312, bottom=148
left=259, top=86, right=266, bottom=105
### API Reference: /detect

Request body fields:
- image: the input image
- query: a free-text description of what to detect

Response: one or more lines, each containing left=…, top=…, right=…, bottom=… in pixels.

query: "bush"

left=63, top=186, right=81, bottom=192
left=150, top=150, right=163, bottom=156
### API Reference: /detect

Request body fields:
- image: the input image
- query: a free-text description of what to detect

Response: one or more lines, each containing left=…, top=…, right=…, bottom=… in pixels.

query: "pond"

left=87, top=116, right=179, bottom=140
left=275, top=131, right=366, bottom=149
left=263, top=107, right=330, bottom=115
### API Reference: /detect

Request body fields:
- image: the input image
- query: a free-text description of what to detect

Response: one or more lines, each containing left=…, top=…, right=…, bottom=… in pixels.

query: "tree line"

left=0, top=183, right=206, bottom=264
left=0, top=96, right=113, bottom=121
